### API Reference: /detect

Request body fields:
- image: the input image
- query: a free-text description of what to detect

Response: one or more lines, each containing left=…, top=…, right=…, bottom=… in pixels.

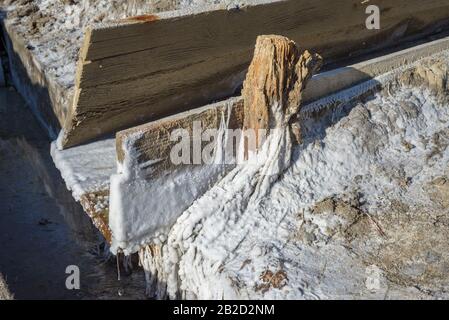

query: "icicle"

left=116, top=253, right=121, bottom=281
left=123, top=254, right=133, bottom=274
left=138, top=243, right=169, bottom=299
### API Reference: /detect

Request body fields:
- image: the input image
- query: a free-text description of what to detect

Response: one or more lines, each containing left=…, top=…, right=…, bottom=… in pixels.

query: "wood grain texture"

left=116, top=97, right=244, bottom=175
left=62, top=0, right=449, bottom=148
left=79, top=190, right=111, bottom=243
left=242, top=35, right=322, bottom=151
left=117, top=36, right=449, bottom=168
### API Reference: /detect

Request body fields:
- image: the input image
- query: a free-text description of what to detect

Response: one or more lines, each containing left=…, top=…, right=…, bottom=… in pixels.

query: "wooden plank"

left=62, top=0, right=449, bottom=148
left=117, top=35, right=449, bottom=166
left=116, top=97, right=244, bottom=167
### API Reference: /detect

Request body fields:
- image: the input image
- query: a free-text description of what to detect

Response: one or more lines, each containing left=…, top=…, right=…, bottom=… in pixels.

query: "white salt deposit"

left=163, top=85, right=448, bottom=299
left=133, top=52, right=449, bottom=299
left=109, top=104, right=235, bottom=255
left=51, top=133, right=116, bottom=200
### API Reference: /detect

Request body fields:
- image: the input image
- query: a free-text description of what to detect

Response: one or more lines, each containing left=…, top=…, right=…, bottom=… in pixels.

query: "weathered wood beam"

left=61, top=0, right=449, bottom=148
left=117, top=35, right=449, bottom=168
left=116, top=97, right=244, bottom=168
left=242, top=35, right=322, bottom=153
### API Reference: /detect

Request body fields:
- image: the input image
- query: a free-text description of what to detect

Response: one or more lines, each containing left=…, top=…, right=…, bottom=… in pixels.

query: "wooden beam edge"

left=116, top=35, right=449, bottom=166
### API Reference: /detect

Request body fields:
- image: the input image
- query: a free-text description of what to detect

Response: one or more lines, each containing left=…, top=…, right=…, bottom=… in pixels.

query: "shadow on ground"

left=0, top=87, right=146, bottom=299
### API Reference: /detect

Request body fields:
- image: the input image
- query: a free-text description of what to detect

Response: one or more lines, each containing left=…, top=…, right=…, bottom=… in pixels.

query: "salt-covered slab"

left=110, top=97, right=244, bottom=254
left=61, top=0, right=449, bottom=148
left=51, top=137, right=116, bottom=241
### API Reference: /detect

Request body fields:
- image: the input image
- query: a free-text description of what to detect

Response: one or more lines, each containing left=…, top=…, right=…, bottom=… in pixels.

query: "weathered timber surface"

left=116, top=97, right=244, bottom=171
left=79, top=190, right=111, bottom=243
left=116, top=36, right=449, bottom=168
left=62, top=0, right=449, bottom=148
left=242, top=35, right=321, bottom=150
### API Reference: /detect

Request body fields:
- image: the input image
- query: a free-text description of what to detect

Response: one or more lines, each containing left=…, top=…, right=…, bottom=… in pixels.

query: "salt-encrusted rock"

left=0, top=273, right=13, bottom=300
left=399, top=59, right=449, bottom=94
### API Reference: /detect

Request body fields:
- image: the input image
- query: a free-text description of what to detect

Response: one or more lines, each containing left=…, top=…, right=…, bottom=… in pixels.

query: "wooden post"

left=242, top=35, right=322, bottom=154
